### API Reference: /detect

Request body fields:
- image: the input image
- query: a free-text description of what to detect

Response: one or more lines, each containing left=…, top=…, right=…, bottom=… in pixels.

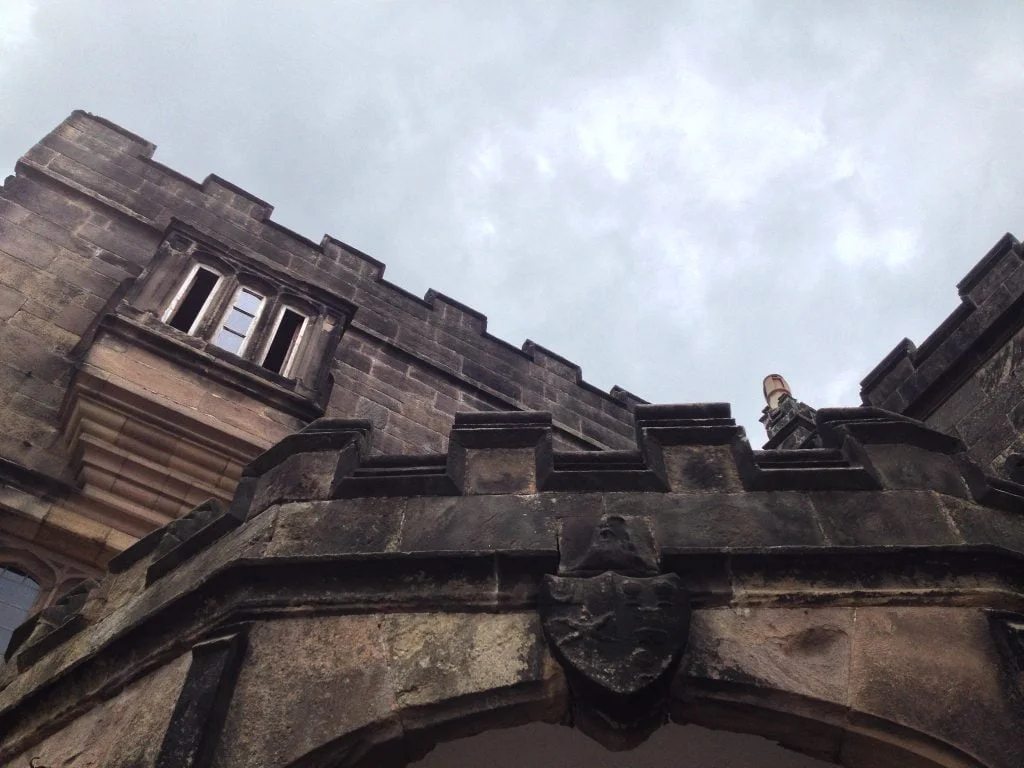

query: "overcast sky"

left=2, top=1, right=1023, bottom=438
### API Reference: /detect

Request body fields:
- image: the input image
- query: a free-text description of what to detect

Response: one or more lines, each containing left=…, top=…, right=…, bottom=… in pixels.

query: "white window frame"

left=260, top=305, right=309, bottom=378
left=161, top=263, right=223, bottom=335
left=214, top=286, right=266, bottom=357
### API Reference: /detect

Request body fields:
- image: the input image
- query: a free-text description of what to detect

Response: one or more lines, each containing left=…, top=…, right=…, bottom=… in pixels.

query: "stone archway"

left=353, top=680, right=983, bottom=768
left=272, top=661, right=980, bottom=768
left=196, top=606, right=991, bottom=768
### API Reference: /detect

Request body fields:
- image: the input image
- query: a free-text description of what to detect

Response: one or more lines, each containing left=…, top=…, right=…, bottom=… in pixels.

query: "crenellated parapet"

left=222, top=403, right=1024, bottom=511
left=0, top=110, right=659, bottom=586
left=4, top=403, right=1024, bottom=678
left=861, top=232, right=1024, bottom=476
left=2, top=403, right=1024, bottom=764
left=12, top=111, right=642, bottom=455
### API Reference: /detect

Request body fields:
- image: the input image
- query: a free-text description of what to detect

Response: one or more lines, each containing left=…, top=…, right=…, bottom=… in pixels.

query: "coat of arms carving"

left=539, top=514, right=690, bottom=746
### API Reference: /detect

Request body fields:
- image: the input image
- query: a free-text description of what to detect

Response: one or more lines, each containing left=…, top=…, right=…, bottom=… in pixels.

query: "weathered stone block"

left=4, top=653, right=190, bottom=767
left=385, top=612, right=547, bottom=710
left=266, top=498, right=405, bottom=557
left=940, top=494, right=1024, bottom=556
left=661, top=445, right=743, bottom=492
left=810, top=490, right=960, bottom=547
left=212, top=616, right=396, bottom=766
left=686, top=607, right=854, bottom=707
left=461, top=448, right=538, bottom=494
left=398, top=495, right=557, bottom=555
left=248, top=449, right=344, bottom=516
left=849, top=606, right=1024, bottom=768
left=653, top=493, right=823, bottom=551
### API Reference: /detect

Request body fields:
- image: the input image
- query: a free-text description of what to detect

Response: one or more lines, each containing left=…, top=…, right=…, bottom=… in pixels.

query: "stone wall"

left=6, top=654, right=190, bottom=767
left=861, top=233, right=1024, bottom=475
left=0, top=111, right=642, bottom=573
left=0, top=111, right=639, bottom=471
left=2, top=405, right=1023, bottom=766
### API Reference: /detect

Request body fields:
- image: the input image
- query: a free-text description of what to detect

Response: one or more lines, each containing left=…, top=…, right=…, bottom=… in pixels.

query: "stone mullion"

left=194, top=272, right=238, bottom=342
left=243, top=290, right=280, bottom=366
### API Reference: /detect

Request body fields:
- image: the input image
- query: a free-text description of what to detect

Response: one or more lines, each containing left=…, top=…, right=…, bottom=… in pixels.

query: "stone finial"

left=759, top=375, right=822, bottom=450
left=763, top=374, right=792, bottom=411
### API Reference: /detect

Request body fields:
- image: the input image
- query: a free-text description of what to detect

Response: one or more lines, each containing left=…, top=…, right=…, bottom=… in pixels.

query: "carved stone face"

left=564, top=514, right=659, bottom=576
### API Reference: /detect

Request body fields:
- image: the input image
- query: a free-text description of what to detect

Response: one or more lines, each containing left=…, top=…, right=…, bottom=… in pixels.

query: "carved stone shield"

left=540, top=571, right=690, bottom=696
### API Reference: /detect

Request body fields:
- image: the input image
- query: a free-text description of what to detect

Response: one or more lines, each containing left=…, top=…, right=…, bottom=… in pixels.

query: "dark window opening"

left=0, top=567, right=39, bottom=655
left=262, top=309, right=305, bottom=374
left=168, top=268, right=219, bottom=332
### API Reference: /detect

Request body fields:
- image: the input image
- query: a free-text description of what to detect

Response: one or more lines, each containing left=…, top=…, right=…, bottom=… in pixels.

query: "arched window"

left=0, top=567, right=40, bottom=656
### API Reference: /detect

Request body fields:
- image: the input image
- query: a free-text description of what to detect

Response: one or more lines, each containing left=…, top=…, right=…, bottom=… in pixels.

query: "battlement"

left=4, top=111, right=645, bottom=462
left=860, top=232, right=1024, bottom=476
left=223, top=403, right=1024, bottom=510
left=861, top=232, right=1024, bottom=419
left=32, top=111, right=638, bottom=428
left=4, top=402, right=1023, bottom=698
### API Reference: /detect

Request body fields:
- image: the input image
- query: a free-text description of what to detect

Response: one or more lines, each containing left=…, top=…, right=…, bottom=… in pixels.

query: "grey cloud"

left=2, top=1, right=1023, bottom=436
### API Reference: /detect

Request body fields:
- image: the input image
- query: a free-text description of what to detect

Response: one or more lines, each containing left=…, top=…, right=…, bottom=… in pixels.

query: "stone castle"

left=0, top=111, right=1022, bottom=766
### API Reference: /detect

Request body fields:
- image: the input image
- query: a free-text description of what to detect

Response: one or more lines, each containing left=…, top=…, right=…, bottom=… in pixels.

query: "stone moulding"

left=2, top=403, right=1024, bottom=765
left=4, top=579, right=98, bottom=669
left=144, top=499, right=241, bottom=586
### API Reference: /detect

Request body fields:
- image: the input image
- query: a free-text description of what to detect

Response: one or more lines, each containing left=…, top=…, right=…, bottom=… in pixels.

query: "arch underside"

left=287, top=676, right=984, bottom=768
left=195, top=604, right=1013, bottom=768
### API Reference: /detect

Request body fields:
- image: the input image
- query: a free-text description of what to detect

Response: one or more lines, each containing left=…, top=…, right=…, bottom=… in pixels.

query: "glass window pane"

left=215, top=328, right=246, bottom=354
left=5, top=581, right=37, bottom=605
left=235, top=289, right=263, bottom=315
left=0, top=602, right=25, bottom=628
left=0, top=567, right=39, bottom=655
left=0, top=570, right=37, bottom=610
left=224, top=307, right=255, bottom=336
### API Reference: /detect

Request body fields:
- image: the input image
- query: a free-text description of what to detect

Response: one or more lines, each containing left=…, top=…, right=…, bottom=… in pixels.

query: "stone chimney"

left=759, top=374, right=822, bottom=449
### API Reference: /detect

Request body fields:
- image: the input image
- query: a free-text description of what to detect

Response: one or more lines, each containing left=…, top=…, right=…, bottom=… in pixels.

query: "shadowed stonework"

left=412, top=722, right=832, bottom=767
